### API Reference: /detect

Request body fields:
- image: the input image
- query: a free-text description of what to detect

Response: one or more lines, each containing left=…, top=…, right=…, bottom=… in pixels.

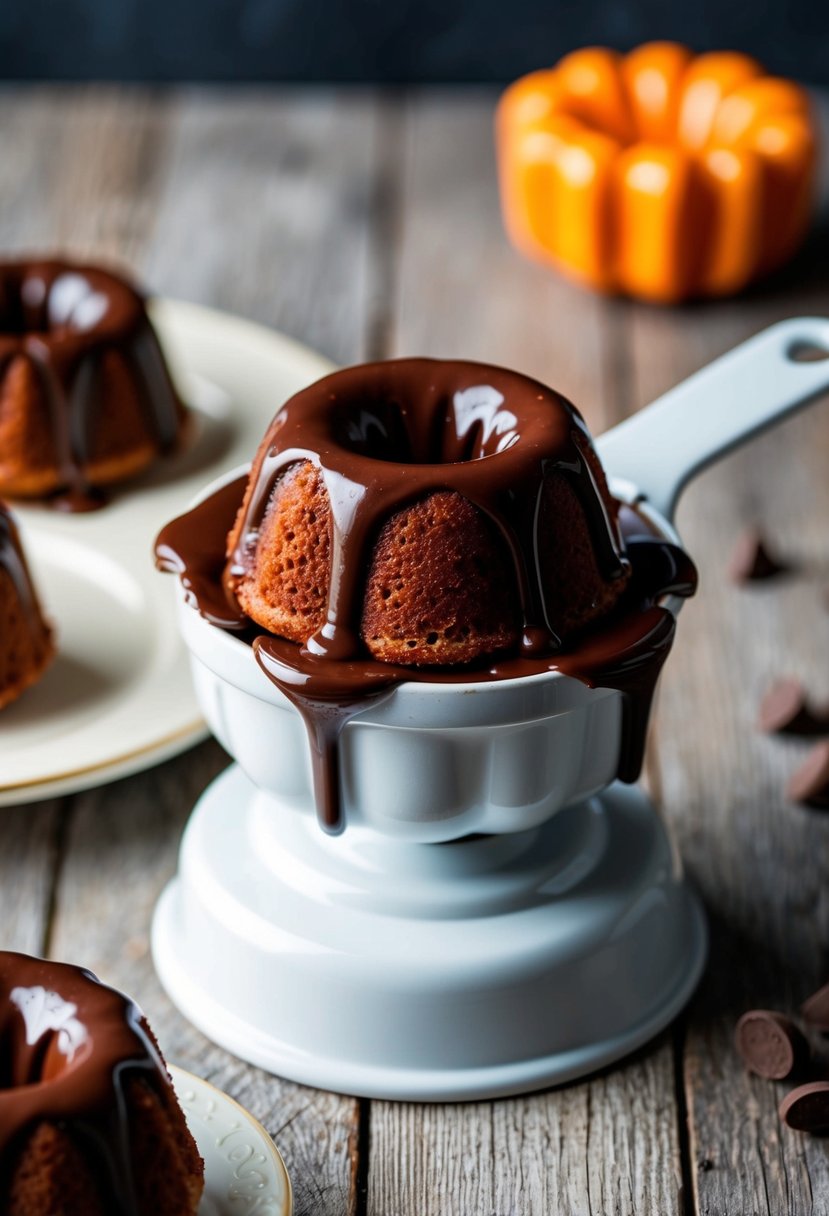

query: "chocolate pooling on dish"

left=0, top=260, right=182, bottom=511
left=157, top=358, right=697, bottom=832
left=0, top=953, right=171, bottom=1215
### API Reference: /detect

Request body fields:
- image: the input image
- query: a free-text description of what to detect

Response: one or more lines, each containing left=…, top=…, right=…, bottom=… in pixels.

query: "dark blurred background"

left=0, top=0, right=827, bottom=83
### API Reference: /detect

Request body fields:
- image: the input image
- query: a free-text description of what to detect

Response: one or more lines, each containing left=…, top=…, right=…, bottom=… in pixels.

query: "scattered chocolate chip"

left=787, top=741, right=829, bottom=810
left=758, top=677, right=829, bottom=737
left=779, top=1081, right=829, bottom=1134
left=728, top=528, right=788, bottom=583
left=735, top=1010, right=809, bottom=1079
left=801, top=981, right=829, bottom=1031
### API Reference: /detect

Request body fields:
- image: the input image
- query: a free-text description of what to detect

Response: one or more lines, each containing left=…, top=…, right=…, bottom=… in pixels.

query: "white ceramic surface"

left=154, top=316, right=829, bottom=1099
left=156, top=771, right=706, bottom=1101
left=169, top=1066, right=292, bottom=1216
left=0, top=299, right=333, bottom=807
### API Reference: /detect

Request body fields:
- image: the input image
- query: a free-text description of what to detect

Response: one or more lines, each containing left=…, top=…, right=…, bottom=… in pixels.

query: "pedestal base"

left=152, top=765, right=706, bottom=1100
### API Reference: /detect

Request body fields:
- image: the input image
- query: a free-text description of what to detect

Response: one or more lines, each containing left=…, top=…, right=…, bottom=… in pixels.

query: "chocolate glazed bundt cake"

left=0, top=953, right=203, bottom=1216
left=226, top=357, right=631, bottom=665
left=0, top=502, right=53, bottom=710
left=158, top=356, right=698, bottom=831
left=0, top=259, right=185, bottom=510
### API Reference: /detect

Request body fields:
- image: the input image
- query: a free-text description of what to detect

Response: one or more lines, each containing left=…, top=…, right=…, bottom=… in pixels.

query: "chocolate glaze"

left=0, top=498, right=51, bottom=680
left=0, top=259, right=182, bottom=511
left=0, top=952, right=171, bottom=1214
left=0, top=502, right=48, bottom=653
left=156, top=360, right=697, bottom=833
left=227, top=360, right=631, bottom=659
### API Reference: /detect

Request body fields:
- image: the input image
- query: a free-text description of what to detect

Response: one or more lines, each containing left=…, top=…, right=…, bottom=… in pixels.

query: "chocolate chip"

left=779, top=1082, right=829, bottom=1134
left=758, top=678, right=829, bottom=737
left=735, top=1010, right=808, bottom=1079
left=787, top=741, right=829, bottom=810
left=728, top=528, right=788, bottom=583
left=801, top=981, right=829, bottom=1031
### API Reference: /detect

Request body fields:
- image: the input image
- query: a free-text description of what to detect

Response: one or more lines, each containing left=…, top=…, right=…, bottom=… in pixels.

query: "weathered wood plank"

left=141, top=87, right=382, bottom=366
left=369, top=91, right=685, bottom=1216
left=0, top=86, right=172, bottom=261
left=0, top=800, right=63, bottom=955
left=629, top=238, right=829, bottom=1215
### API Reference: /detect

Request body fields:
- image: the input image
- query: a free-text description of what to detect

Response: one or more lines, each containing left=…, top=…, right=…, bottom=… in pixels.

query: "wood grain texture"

left=141, top=88, right=383, bottom=366
left=0, top=800, right=63, bottom=955
left=629, top=230, right=829, bottom=1215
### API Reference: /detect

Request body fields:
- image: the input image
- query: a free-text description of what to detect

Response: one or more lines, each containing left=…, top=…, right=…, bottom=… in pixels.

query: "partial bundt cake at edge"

left=0, top=501, right=53, bottom=710
left=0, top=259, right=185, bottom=506
left=0, top=952, right=204, bottom=1216
left=226, top=358, right=631, bottom=666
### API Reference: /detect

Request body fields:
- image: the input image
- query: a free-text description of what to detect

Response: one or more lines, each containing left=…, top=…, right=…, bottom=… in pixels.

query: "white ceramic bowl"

left=178, top=475, right=681, bottom=843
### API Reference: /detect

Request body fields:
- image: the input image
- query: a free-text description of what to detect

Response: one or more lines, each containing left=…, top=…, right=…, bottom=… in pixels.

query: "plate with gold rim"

left=170, top=1066, right=292, bottom=1216
left=0, top=299, right=334, bottom=806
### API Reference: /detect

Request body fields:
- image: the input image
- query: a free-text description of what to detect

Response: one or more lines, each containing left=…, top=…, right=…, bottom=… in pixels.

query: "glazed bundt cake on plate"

left=0, top=259, right=185, bottom=510
left=0, top=952, right=203, bottom=1215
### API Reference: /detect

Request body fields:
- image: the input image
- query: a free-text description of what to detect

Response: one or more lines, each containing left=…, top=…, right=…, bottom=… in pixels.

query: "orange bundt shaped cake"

left=0, top=502, right=53, bottom=710
left=0, top=259, right=185, bottom=510
left=0, top=952, right=203, bottom=1216
left=226, top=358, right=631, bottom=666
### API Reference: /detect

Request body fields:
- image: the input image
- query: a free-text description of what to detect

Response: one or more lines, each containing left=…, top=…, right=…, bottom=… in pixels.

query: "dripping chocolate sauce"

left=0, top=260, right=183, bottom=512
left=0, top=504, right=50, bottom=654
left=0, top=953, right=173, bottom=1216
left=156, top=359, right=697, bottom=834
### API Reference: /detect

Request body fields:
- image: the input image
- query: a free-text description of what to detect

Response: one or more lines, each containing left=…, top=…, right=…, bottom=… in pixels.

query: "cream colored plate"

left=0, top=299, right=334, bottom=806
left=170, top=1066, right=292, bottom=1216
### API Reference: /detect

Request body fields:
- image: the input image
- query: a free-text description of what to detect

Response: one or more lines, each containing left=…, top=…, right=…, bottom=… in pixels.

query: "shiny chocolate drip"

left=0, top=505, right=37, bottom=623
left=0, top=502, right=48, bottom=654
left=0, top=260, right=183, bottom=511
left=226, top=360, right=630, bottom=660
left=0, top=953, right=173, bottom=1215
left=156, top=361, right=697, bottom=833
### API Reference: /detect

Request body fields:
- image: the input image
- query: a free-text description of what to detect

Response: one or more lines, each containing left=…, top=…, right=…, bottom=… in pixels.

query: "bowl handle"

left=595, top=317, right=829, bottom=522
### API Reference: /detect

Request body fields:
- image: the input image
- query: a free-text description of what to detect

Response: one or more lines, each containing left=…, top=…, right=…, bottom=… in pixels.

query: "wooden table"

left=3, top=86, right=829, bottom=1216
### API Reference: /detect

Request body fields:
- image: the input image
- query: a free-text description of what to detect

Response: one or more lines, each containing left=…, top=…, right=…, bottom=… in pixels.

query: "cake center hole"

left=335, top=385, right=520, bottom=464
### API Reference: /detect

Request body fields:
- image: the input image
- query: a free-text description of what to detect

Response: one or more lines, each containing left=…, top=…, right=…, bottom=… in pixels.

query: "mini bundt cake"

left=0, top=258, right=185, bottom=510
left=225, top=357, right=631, bottom=666
left=0, top=952, right=204, bottom=1216
left=0, top=501, right=54, bottom=710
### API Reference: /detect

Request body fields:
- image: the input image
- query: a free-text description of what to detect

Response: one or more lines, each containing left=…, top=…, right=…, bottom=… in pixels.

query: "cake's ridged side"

left=125, top=1075, right=205, bottom=1216
left=3, top=1121, right=109, bottom=1216
left=0, top=565, right=54, bottom=711
left=0, top=356, right=58, bottom=496
left=361, top=490, right=518, bottom=664
left=538, top=444, right=628, bottom=637
left=230, top=460, right=332, bottom=642
left=0, top=349, right=180, bottom=499
left=230, top=448, right=630, bottom=667
left=2, top=1073, right=203, bottom=1216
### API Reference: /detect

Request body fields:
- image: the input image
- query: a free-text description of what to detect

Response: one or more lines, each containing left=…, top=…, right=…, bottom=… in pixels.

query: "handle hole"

left=787, top=340, right=829, bottom=363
